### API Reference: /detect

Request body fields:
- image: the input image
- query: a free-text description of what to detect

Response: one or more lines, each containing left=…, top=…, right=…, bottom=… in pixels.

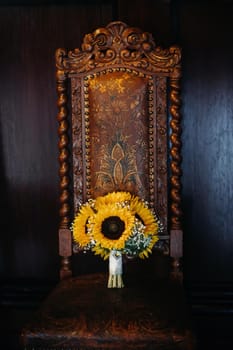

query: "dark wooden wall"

left=0, top=1, right=232, bottom=348
left=180, top=1, right=233, bottom=284
left=1, top=0, right=232, bottom=284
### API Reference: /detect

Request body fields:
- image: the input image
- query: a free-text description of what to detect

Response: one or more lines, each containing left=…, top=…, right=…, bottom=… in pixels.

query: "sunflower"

left=72, top=203, right=95, bottom=248
left=88, top=203, right=135, bottom=259
left=95, top=191, right=132, bottom=209
left=130, top=196, right=159, bottom=236
left=71, top=192, right=162, bottom=260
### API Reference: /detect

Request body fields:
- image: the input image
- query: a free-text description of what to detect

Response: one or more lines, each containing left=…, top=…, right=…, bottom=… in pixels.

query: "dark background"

left=0, top=0, right=233, bottom=349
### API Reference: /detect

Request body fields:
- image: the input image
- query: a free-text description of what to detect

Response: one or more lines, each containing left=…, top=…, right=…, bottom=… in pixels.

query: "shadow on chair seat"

left=21, top=264, right=195, bottom=350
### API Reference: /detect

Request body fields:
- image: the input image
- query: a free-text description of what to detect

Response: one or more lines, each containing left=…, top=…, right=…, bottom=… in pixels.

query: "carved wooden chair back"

left=56, top=21, right=182, bottom=280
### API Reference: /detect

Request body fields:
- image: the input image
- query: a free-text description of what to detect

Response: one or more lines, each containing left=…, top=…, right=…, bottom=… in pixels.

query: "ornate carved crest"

left=56, top=21, right=181, bottom=77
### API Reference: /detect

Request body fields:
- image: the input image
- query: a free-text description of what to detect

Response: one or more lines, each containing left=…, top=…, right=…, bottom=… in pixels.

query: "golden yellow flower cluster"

left=71, top=191, right=161, bottom=260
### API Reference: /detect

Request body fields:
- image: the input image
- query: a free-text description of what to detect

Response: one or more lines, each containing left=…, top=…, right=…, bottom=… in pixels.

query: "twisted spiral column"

left=169, top=77, right=182, bottom=230
left=56, top=68, right=72, bottom=278
left=169, top=77, right=183, bottom=280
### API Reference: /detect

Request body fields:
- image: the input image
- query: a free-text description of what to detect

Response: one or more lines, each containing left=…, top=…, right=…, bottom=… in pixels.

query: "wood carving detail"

left=55, top=21, right=182, bottom=259
left=71, top=78, right=83, bottom=212
left=169, top=78, right=182, bottom=230
left=56, top=21, right=181, bottom=77
left=155, top=76, right=168, bottom=234
left=56, top=69, right=70, bottom=229
left=56, top=69, right=73, bottom=277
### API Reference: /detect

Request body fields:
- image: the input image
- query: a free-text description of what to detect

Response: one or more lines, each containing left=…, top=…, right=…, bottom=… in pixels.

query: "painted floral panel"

left=87, top=71, right=151, bottom=200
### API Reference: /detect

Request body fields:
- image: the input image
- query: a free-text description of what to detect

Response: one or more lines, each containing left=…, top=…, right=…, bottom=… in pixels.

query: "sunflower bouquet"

left=71, top=191, right=162, bottom=288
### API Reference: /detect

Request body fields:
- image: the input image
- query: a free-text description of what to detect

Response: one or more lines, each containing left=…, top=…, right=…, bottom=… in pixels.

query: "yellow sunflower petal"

left=72, top=204, right=94, bottom=247
left=95, top=191, right=132, bottom=209
left=130, top=196, right=159, bottom=235
left=92, top=245, right=109, bottom=260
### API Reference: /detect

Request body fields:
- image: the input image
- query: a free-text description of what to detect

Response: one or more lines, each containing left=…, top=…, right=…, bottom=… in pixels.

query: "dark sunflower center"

left=101, top=216, right=125, bottom=240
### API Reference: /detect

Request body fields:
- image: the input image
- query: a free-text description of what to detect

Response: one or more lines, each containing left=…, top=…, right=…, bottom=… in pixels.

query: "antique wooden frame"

left=55, top=22, right=182, bottom=279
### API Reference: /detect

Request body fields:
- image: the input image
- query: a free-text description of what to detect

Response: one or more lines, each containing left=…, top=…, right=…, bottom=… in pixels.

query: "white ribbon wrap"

left=109, top=250, right=123, bottom=275
left=108, top=250, right=124, bottom=288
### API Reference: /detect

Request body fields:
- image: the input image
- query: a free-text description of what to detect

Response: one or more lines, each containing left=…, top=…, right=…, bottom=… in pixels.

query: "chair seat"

left=21, top=272, right=195, bottom=350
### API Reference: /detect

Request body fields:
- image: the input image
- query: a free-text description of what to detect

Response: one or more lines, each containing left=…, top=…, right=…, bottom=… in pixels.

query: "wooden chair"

left=21, top=21, right=195, bottom=350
